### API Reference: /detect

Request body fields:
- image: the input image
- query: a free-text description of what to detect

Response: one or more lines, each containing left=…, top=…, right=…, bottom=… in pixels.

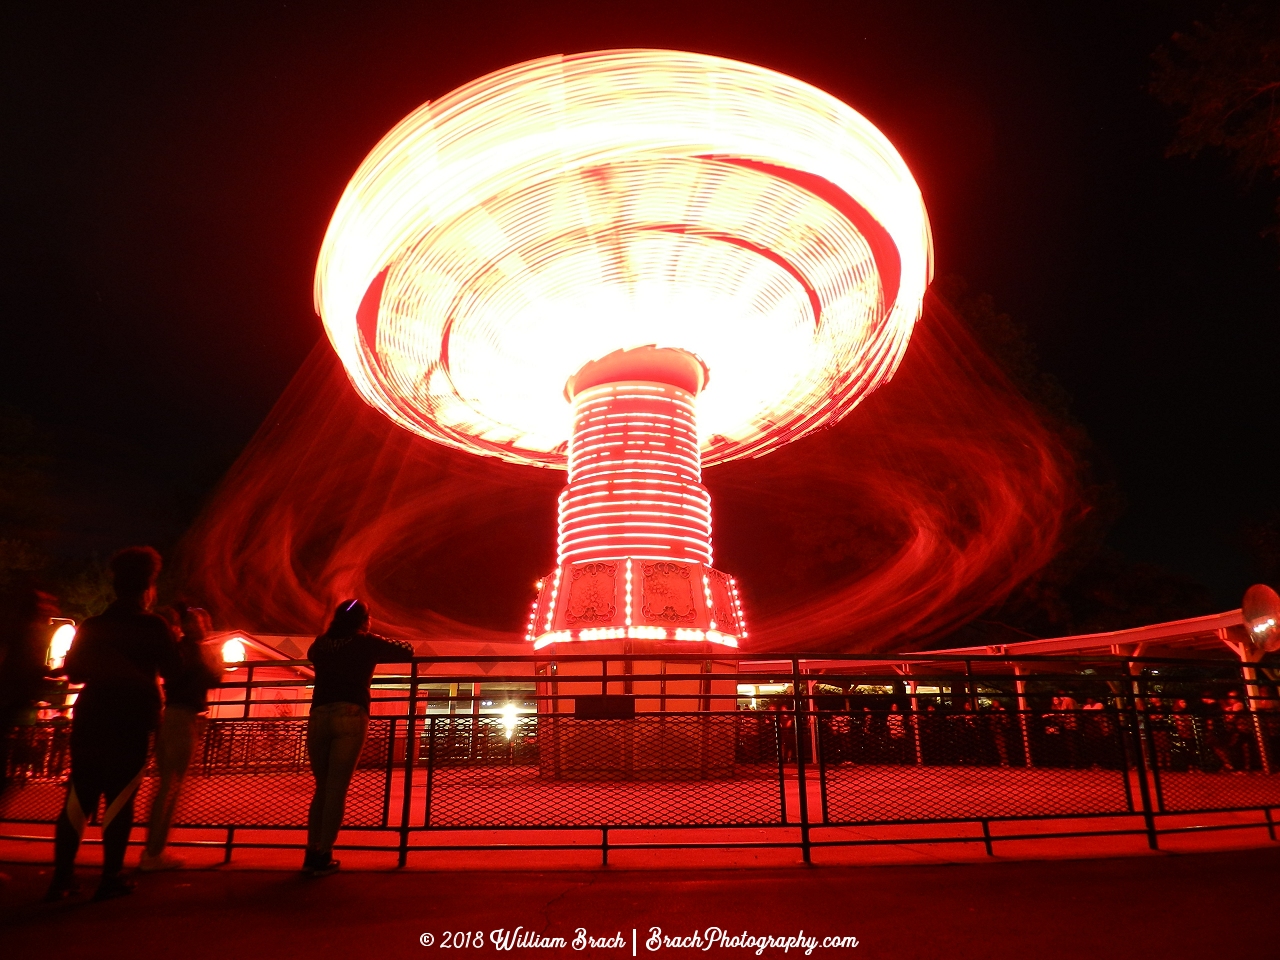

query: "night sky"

left=3, top=1, right=1277, bottom=615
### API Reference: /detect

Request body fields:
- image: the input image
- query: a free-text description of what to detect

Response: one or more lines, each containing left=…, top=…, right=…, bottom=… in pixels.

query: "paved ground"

left=3, top=847, right=1278, bottom=959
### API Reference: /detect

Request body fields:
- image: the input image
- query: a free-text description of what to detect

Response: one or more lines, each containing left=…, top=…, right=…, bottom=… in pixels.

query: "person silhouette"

left=141, top=604, right=221, bottom=871
left=303, top=599, right=413, bottom=876
left=46, top=547, right=178, bottom=902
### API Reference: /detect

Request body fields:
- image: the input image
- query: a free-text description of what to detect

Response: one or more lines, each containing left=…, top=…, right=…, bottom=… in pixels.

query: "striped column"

left=557, top=348, right=712, bottom=565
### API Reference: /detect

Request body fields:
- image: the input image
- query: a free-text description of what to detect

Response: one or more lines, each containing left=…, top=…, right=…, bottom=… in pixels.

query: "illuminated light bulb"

left=578, top=627, right=628, bottom=641
left=221, top=636, right=247, bottom=664
left=533, top=630, right=571, bottom=651
left=625, top=625, right=668, bottom=640
left=524, top=598, right=540, bottom=643
left=624, top=558, right=633, bottom=627
left=544, top=567, right=562, bottom=632
left=48, top=623, right=76, bottom=667
left=501, top=703, right=518, bottom=739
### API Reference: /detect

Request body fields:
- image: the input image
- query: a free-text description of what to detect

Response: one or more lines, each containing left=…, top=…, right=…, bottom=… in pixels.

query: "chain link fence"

left=817, top=710, right=1136, bottom=823
left=3, top=654, right=1280, bottom=861
left=422, top=714, right=783, bottom=828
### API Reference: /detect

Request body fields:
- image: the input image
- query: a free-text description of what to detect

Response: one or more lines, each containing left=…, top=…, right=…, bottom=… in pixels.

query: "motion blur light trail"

left=177, top=348, right=561, bottom=650
left=179, top=51, right=1072, bottom=650
left=312, top=49, right=935, bottom=650
left=709, top=298, right=1079, bottom=650
left=178, top=294, right=1079, bottom=653
left=314, top=49, right=932, bottom=468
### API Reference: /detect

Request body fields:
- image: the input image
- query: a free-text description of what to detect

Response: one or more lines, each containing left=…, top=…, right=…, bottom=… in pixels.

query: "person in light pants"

left=141, top=605, right=221, bottom=871
left=303, top=599, right=413, bottom=876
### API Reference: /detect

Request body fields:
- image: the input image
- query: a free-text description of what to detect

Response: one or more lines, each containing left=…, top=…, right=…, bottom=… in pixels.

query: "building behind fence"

left=3, top=653, right=1280, bottom=863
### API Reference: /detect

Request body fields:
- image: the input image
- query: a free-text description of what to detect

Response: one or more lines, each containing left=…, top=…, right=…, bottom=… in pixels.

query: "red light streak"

left=309, top=49, right=933, bottom=651
left=178, top=295, right=1079, bottom=653
left=315, top=49, right=932, bottom=471
left=176, top=56, right=1074, bottom=656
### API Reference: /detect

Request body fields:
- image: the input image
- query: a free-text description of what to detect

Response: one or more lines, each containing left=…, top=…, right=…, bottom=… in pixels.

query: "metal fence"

left=3, top=652, right=1280, bottom=864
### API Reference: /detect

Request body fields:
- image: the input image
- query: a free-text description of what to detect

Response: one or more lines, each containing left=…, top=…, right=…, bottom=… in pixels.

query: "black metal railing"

left=3, top=652, right=1279, bottom=864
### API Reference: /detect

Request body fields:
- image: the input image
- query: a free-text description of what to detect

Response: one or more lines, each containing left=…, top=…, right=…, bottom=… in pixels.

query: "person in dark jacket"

left=141, top=604, right=221, bottom=871
left=304, top=599, right=413, bottom=876
left=46, top=547, right=178, bottom=902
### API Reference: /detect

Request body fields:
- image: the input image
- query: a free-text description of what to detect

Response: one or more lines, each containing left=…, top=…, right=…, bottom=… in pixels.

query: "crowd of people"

left=1148, top=691, right=1261, bottom=773
left=0, top=545, right=411, bottom=902
left=806, top=687, right=1265, bottom=773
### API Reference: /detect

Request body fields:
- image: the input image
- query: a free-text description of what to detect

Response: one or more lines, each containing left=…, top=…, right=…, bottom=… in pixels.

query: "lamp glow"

left=48, top=623, right=76, bottom=668
left=221, top=636, right=246, bottom=664
left=501, top=703, right=519, bottom=739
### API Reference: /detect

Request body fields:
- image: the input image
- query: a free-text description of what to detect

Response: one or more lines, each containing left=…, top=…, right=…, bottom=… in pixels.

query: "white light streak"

left=315, top=49, right=932, bottom=468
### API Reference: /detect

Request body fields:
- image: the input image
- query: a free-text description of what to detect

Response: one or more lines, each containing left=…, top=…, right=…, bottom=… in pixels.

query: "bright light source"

left=316, top=49, right=931, bottom=470
left=319, top=50, right=931, bottom=654
left=221, top=636, right=247, bottom=664
left=501, top=703, right=518, bottom=740
left=48, top=623, right=76, bottom=668
left=755, top=684, right=790, bottom=695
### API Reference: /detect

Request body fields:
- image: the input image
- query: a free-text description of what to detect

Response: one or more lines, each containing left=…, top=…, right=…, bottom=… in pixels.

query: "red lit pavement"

left=3, top=847, right=1279, bottom=959
left=7, top=761, right=1279, bottom=870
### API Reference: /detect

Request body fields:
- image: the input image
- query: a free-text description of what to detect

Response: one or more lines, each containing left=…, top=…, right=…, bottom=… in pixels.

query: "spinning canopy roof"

left=315, top=49, right=933, bottom=468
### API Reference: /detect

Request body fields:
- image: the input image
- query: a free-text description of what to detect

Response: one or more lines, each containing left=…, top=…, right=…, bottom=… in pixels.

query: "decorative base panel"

left=526, top=557, right=747, bottom=649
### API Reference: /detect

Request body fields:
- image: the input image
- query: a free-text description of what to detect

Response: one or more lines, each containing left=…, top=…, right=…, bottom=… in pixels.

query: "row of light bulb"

left=46, top=622, right=248, bottom=671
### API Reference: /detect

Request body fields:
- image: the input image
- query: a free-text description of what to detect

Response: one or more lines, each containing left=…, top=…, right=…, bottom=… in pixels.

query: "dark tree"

left=1151, top=5, right=1280, bottom=235
left=0, top=405, right=55, bottom=592
left=0, top=406, right=115, bottom=619
left=1241, top=513, right=1280, bottom=587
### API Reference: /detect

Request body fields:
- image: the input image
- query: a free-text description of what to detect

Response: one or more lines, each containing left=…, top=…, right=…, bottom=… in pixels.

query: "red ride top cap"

left=566, top=346, right=710, bottom=400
